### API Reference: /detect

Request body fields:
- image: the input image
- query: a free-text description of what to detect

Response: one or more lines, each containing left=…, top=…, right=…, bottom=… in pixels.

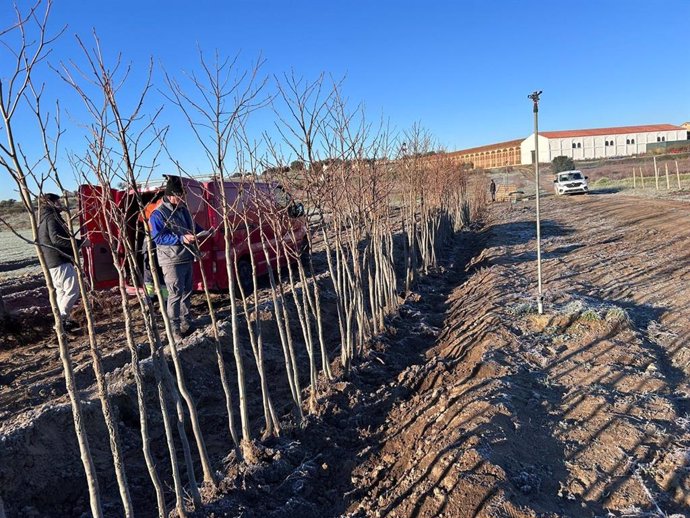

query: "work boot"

left=62, top=318, right=81, bottom=335
left=171, top=327, right=184, bottom=343
left=180, top=320, right=197, bottom=337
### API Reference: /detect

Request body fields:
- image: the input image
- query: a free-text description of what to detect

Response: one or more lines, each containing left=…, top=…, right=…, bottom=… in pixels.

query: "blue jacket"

left=150, top=198, right=203, bottom=265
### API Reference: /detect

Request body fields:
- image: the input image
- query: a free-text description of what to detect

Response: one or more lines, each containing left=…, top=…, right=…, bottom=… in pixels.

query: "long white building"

left=520, top=124, right=687, bottom=164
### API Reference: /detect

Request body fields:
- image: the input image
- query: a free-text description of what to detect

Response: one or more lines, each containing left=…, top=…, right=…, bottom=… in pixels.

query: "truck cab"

left=554, top=170, right=589, bottom=195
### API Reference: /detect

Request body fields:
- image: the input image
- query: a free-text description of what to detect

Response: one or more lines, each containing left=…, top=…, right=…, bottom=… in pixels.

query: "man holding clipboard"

left=150, top=176, right=212, bottom=340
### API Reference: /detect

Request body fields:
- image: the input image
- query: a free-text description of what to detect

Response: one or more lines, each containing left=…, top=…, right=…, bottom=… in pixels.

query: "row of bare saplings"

left=8, top=158, right=475, bottom=518
left=3, top=101, right=479, bottom=518
left=69, top=151, right=473, bottom=518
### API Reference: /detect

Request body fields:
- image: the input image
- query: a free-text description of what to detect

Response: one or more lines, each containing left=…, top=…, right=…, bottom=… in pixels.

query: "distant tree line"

left=552, top=155, right=576, bottom=173
left=0, top=199, right=24, bottom=213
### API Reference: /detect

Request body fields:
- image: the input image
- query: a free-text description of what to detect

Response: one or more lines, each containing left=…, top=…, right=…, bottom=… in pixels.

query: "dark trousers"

left=161, top=262, right=193, bottom=329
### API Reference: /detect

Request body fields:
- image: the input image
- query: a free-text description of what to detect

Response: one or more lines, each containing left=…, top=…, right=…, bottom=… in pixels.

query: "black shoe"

left=62, top=319, right=81, bottom=334
left=180, top=321, right=197, bottom=336
left=171, top=328, right=184, bottom=343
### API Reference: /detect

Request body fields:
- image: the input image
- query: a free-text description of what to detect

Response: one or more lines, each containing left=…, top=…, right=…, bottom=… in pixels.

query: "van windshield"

left=559, top=172, right=583, bottom=181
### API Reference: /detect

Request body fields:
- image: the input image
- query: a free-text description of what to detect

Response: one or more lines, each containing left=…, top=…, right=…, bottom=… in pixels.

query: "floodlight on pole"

left=528, top=90, right=544, bottom=315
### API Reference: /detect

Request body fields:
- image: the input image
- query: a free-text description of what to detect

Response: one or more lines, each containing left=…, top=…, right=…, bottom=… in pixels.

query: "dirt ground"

left=2, top=191, right=690, bottom=517
left=339, top=193, right=690, bottom=518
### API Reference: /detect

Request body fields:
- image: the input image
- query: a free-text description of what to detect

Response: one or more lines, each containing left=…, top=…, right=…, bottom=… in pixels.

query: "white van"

left=554, top=170, right=588, bottom=195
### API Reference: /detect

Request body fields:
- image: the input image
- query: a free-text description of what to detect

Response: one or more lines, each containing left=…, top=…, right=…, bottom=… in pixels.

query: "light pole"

left=528, top=90, right=544, bottom=315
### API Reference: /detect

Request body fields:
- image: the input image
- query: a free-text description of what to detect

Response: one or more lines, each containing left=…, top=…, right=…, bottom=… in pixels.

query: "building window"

left=631, top=138, right=635, bottom=144
left=577, top=142, right=581, bottom=148
left=572, top=143, right=577, bottom=149
left=626, top=139, right=630, bottom=144
left=662, top=136, right=666, bottom=142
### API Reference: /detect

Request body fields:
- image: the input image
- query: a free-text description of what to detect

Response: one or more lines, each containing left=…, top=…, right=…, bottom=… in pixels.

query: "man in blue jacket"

left=150, top=176, right=206, bottom=340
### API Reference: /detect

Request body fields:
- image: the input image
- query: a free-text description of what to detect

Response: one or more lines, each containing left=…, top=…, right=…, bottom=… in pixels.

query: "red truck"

left=79, top=176, right=308, bottom=292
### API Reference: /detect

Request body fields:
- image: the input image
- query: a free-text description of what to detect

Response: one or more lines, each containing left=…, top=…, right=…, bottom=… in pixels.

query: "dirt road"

left=2, top=192, right=690, bottom=517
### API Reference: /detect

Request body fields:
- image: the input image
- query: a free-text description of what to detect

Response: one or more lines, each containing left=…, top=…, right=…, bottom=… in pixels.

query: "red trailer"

left=78, top=177, right=308, bottom=292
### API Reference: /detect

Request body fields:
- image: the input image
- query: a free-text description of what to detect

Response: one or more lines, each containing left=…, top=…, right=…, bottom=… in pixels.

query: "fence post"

left=665, top=162, right=670, bottom=190
left=654, top=156, right=659, bottom=190
left=640, top=166, right=645, bottom=188
left=632, top=167, right=636, bottom=189
left=676, top=160, right=682, bottom=190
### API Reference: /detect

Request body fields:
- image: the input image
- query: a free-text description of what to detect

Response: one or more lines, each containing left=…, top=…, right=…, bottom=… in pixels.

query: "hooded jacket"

left=150, top=198, right=203, bottom=266
left=38, top=206, right=78, bottom=269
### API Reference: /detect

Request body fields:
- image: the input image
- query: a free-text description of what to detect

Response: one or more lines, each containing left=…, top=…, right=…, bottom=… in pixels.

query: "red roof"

left=541, top=124, right=684, bottom=139
left=448, top=138, right=523, bottom=156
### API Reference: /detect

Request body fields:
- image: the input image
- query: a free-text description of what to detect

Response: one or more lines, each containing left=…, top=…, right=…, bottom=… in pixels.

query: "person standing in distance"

left=489, top=179, right=497, bottom=202
left=37, top=193, right=87, bottom=335
left=150, top=176, right=207, bottom=341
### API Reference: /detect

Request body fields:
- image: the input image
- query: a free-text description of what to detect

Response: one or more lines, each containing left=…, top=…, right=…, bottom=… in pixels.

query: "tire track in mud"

left=344, top=195, right=690, bottom=518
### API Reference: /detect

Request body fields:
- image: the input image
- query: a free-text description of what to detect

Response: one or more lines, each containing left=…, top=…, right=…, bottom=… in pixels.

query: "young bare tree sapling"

left=0, top=4, right=103, bottom=516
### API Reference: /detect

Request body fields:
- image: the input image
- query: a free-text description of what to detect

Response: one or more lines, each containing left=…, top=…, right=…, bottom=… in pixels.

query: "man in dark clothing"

left=150, top=176, right=207, bottom=340
left=489, top=179, right=497, bottom=202
left=37, top=193, right=83, bottom=333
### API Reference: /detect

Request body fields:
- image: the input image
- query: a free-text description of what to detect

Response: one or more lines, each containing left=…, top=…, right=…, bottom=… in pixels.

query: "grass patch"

left=604, top=306, right=631, bottom=326
left=580, top=308, right=602, bottom=321
left=589, top=172, right=690, bottom=191
left=511, top=296, right=632, bottom=334
left=508, top=302, right=538, bottom=316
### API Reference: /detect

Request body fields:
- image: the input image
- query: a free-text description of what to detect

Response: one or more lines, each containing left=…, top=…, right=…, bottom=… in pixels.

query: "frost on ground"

left=342, top=195, right=690, bottom=518
left=0, top=229, right=38, bottom=280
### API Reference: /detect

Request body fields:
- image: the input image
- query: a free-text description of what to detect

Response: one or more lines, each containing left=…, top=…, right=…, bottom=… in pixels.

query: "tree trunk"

left=0, top=292, right=7, bottom=322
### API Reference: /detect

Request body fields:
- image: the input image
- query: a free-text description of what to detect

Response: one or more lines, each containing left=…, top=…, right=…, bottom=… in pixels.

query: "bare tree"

left=0, top=2, right=103, bottom=516
left=0, top=292, right=7, bottom=323
left=29, top=82, right=135, bottom=518
left=73, top=123, right=169, bottom=516
left=164, top=49, right=269, bottom=457
left=58, top=31, right=217, bottom=498
left=271, top=73, right=345, bottom=376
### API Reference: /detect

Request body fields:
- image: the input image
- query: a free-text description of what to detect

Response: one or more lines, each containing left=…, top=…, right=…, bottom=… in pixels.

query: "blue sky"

left=1, top=0, right=689, bottom=199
